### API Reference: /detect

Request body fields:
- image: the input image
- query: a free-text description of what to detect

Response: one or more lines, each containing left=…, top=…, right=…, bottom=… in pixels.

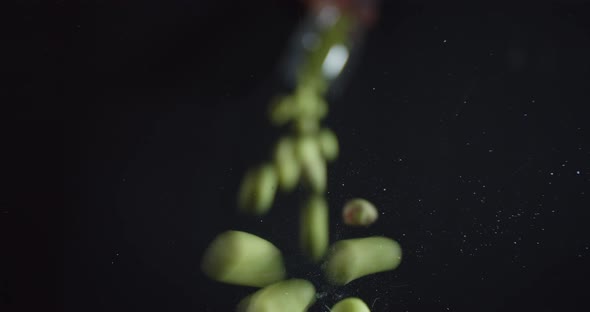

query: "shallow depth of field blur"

left=57, top=1, right=590, bottom=311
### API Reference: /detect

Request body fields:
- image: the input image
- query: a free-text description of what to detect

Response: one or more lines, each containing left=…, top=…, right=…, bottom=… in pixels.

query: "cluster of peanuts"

left=201, top=6, right=401, bottom=311
left=237, top=82, right=339, bottom=217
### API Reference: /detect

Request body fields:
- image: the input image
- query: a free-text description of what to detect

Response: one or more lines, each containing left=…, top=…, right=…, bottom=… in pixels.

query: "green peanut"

left=331, top=297, right=371, bottom=312
left=237, top=279, right=316, bottom=312
left=294, top=85, right=328, bottom=120
left=274, top=137, right=301, bottom=192
left=296, top=136, right=327, bottom=193
left=300, top=195, right=329, bottom=262
left=324, top=237, right=402, bottom=285
left=293, top=117, right=321, bottom=134
left=318, top=128, right=339, bottom=161
left=237, top=164, right=278, bottom=215
left=201, top=231, right=286, bottom=287
left=268, top=95, right=295, bottom=126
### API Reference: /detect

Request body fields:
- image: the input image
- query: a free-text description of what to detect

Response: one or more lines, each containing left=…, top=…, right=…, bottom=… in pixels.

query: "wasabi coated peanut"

left=297, top=72, right=328, bottom=95
left=293, top=84, right=328, bottom=120
left=237, top=279, right=316, bottom=312
left=342, top=198, right=378, bottom=227
left=274, top=137, right=301, bottom=192
left=237, top=164, right=278, bottom=215
left=300, top=195, right=329, bottom=262
left=317, top=128, right=339, bottom=162
left=331, top=297, right=371, bottom=312
left=268, top=85, right=327, bottom=128
left=324, top=236, right=402, bottom=285
left=296, top=136, right=327, bottom=193
left=293, top=117, right=321, bottom=134
left=201, top=231, right=286, bottom=287
left=268, top=95, right=295, bottom=126
left=237, top=168, right=256, bottom=212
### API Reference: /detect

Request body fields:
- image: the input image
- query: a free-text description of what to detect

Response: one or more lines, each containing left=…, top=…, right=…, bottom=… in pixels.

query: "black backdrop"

left=7, top=0, right=590, bottom=311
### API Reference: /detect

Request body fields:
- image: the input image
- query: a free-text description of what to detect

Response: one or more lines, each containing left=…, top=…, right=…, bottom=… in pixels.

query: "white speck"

left=576, top=171, right=581, bottom=175
left=523, top=113, right=528, bottom=117
left=550, top=172, right=554, bottom=176
left=111, top=261, right=114, bottom=264
left=488, top=149, right=494, bottom=153
left=513, top=241, right=517, bottom=244
left=531, top=99, right=535, bottom=103
left=443, top=39, right=447, bottom=43
left=383, top=188, right=387, bottom=191
left=372, top=87, right=376, bottom=91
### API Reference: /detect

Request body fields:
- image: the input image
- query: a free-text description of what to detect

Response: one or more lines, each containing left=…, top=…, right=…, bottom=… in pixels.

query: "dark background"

left=6, top=0, right=590, bottom=311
